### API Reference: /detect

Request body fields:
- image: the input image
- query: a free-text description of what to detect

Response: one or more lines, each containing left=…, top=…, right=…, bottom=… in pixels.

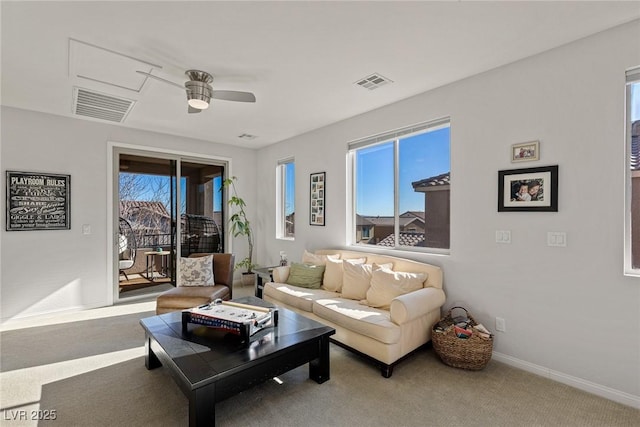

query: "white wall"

left=0, top=108, right=257, bottom=320
left=255, top=21, right=640, bottom=404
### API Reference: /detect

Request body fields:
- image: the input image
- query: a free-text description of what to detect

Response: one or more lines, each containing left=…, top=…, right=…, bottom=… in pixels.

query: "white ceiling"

left=2, top=1, right=639, bottom=149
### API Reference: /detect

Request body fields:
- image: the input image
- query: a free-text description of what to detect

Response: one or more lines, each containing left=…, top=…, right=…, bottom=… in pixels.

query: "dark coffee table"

left=140, top=297, right=335, bottom=427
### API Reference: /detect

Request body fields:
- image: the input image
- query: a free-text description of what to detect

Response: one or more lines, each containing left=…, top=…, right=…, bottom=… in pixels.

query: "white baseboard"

left=492, top=351, right=640, bottom=409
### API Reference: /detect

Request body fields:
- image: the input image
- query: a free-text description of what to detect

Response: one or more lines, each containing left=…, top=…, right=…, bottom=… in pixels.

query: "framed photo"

left=309, top=172, right=325, bottom=226
left=498, top=165, right=558, bottom=212
left=511, top=140, right=540, bottom=162
left=6, top=171, right=71, bottom=231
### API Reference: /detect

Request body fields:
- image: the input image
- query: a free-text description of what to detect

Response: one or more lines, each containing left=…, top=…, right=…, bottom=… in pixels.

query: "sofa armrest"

left=272, top=266, right=290, bottom=283
left=390, top=287, right=446, bottom=325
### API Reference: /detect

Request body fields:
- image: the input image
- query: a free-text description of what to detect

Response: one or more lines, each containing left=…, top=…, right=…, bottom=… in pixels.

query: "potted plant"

left=222, top=176, right=257, bottom=286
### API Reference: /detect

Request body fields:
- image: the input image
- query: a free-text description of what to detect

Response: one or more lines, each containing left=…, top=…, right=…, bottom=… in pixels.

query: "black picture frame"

left=309, top=172, right=325, bottom=226
left=6, top=171, right=71, bottom=231
left=498, top=165, right=558, bottom=212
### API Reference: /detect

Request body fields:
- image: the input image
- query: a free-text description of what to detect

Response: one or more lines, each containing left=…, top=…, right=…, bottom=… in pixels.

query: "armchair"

left=155, top=252, right=234, bottom=314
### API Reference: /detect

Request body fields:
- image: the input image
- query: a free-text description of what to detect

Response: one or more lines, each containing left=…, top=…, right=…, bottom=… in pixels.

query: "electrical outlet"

left=495, top=317, right=506, bottom=332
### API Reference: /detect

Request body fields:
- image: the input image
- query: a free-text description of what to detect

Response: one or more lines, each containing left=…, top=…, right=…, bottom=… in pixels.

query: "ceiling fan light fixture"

left=187, top=98, right=209, bottom=109
left=185, top=80, right=212, bottom=109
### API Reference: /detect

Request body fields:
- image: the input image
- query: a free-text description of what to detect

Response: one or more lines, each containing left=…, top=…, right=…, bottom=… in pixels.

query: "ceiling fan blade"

left=212, top=90, right=256, bottom=103
left=188, top=105, right=202, bottom=114
left=136, top=71, right=184, bottom=89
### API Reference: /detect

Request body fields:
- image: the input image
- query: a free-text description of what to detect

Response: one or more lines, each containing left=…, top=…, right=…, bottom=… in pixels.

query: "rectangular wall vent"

left=355, top=73, right=393, bottom=90
left=73, top=87, right=135, bottom=123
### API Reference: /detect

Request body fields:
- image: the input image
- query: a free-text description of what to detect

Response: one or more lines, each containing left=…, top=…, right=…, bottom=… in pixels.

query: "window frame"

left=624, top=67, right=640, bottom=275
left=276, top=157, right=295, bottom=240
left=347, top=118, right=451, bottom=255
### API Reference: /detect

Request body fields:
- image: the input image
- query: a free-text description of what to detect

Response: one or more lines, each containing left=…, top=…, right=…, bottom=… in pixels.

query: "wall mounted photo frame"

left=6, top=171, right=71, bottom=231
left=309, top=172, right=325, bottom=226
left=498, top=165, right=558, bottom=212
left=511, top=140, right=540, bottom=162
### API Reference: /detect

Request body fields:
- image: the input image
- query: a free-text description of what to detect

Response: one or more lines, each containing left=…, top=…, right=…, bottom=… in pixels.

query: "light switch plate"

left=547, top=231, right=566, bottom=247
left=496, top=230, right=511, bottom=244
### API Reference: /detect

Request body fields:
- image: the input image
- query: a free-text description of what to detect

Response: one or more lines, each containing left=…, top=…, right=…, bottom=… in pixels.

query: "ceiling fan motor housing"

left=185, top=70, right=214, bottom=109
left=185, top=81, right=213, bottom=109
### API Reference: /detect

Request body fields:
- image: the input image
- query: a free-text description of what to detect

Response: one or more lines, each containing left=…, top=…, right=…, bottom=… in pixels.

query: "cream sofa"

left=263, top=249, right=445, bottom=377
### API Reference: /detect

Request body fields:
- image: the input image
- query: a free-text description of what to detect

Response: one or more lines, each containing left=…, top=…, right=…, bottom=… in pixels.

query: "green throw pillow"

left=286, top=263, right=326, bottom=289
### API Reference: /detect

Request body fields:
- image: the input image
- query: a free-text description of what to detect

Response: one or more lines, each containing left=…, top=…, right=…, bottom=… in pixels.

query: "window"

left=276, top=158, right=295, bottom=239
left=626, top=67, right=640, bottom=273
left=349, top=118, right=451, bottom=252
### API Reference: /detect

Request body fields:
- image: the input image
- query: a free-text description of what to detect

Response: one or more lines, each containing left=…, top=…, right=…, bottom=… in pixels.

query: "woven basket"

left=432, top=306, right=493, bottom=370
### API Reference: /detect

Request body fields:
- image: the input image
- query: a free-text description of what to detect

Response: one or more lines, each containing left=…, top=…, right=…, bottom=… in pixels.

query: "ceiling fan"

left=137, top=70, right=256, bottom=113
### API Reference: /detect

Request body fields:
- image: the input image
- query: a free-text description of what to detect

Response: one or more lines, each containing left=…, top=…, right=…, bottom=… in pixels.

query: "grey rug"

left=1, top=305, right=638, bottom=427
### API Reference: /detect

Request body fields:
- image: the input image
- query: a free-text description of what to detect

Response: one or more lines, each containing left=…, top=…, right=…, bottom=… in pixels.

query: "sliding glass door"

left=180, top=160, right=225, bottom=256
left=115, top=149, right=226, bottom=299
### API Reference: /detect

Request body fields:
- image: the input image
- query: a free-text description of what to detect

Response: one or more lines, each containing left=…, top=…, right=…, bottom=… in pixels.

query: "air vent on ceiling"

left=355, top=73, right=393, bottom=91
left=73, top=87, right=135, bottom=123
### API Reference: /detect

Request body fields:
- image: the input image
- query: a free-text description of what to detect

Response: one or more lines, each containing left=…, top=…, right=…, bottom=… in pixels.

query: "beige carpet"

left=1, top=289, right=638, bottom=427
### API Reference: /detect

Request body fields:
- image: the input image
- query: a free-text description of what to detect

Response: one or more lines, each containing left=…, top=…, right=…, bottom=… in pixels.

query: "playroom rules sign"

left=6, top=171, right=71, bottom=231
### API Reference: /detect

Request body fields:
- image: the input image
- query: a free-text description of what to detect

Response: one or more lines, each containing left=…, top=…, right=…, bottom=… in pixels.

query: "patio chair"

left=118, top=217, right=137, bottom=280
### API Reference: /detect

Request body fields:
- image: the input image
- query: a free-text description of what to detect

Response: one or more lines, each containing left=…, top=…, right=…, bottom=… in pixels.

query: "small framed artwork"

left=511, top=140, right=540, bottom=162
left=310, top=172, right=325, bottom=226
left=6, top=171, right=71, bottom=231
left=498, top=165, right=558, bottom=212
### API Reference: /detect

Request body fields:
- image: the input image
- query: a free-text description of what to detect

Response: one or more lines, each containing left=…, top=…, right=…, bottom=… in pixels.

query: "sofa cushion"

left=322, top=257, right=365, bottom=292
left=341, top=262, right=392, bottom=300
left=286, top=263, right=326, bottom=289
left=264, top=283, right=339, bottom=312
left=179, top=255, right=214, bottom=286
left=313, top=298, right=401, bottom=344
left=365, top=267, right=427, bottom=309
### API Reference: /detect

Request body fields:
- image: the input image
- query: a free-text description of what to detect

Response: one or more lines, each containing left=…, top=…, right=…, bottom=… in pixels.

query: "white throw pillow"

left=179, top=255, right=214, bottom=287
left=272, top=266, right=290, bottom=283
left=341, top=262, right=392, bottom=300
left=301, top=250, right=340, bottom=265
left=365, top=267, right=427, bottom=309
left=322, top=257, right=365, bottom=292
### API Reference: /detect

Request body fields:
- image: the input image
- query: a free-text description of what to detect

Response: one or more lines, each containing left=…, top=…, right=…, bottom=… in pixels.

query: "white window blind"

left=348, top=117, right=450, bottom=150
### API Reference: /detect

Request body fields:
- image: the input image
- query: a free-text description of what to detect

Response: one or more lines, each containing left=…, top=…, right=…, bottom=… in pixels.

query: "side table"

left=144, top=250, right=171, bottom=281
left=253, top=266, right=278, bottom=298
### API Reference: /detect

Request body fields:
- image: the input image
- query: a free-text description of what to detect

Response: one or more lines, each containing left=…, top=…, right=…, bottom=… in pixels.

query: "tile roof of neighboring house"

left=400, top=211, right=425, bottom=220
left=412, top=172, right=450, bottom=190
left=358, top=215, right=422, bottom=227
left=356, top=214, right=374, bottom=226
left=377, top=232, right=425, bottom=247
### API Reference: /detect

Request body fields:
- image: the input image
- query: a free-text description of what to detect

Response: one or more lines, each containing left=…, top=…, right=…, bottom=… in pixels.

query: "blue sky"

left=285, top=162, right=295, bottom=215
left=356, top=127, right=450, bottom=216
